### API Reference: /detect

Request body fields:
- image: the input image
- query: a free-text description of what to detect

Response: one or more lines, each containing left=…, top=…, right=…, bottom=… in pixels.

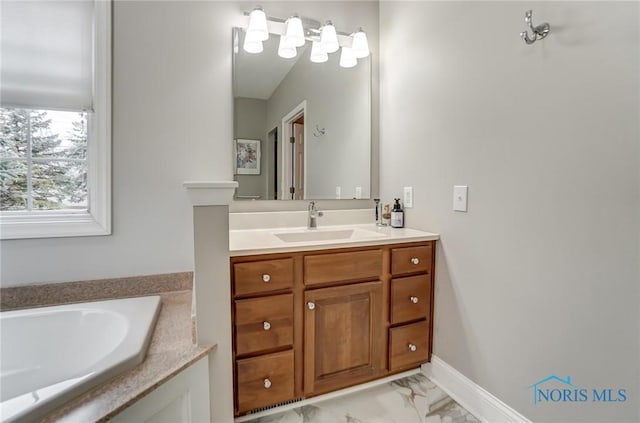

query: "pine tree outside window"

left=0, top=1, right=111, bottom=239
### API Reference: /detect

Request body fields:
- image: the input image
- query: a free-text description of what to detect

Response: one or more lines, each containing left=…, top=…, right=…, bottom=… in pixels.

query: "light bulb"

left=246, top=6, right=269, bottom=42
left=278, top=34, right=297, bottom=59
left=243, top=36, right=263, bottom=54
left=320, top=21, right=339, bottom=54
left=339, top=46, right=357, bottom=68
left=310, top=41, right=328, bottom=63
left=285, top=15, right=305, bottom=48
left=352, top=28, right=369, bottom=59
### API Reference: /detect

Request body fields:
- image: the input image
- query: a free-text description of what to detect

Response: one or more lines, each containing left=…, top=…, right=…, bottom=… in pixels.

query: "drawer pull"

left=263, top=321, right=271, bottom=331
left=263, top=378, right=272, bottom=389
left=307, top=301, right=316, bottom=310
left=410, top=257, right=420, bottom=265
left=262, top=274, right=271, bottom=282
left=410, top=296, right=419, bottom=304
left=408, top=343, right=417, bottom=352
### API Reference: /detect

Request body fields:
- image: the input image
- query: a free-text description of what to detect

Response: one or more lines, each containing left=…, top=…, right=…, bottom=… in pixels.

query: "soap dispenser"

left=390, top=198, right=404, bottom=228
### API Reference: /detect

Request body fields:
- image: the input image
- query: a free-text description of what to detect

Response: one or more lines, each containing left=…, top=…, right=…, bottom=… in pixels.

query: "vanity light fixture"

left=243, top=6, right=269, bottom=54
left=339, top=46, right=357, bottom=68
left=285, top=15, right=305, bottom=48
left=242, top=7, right=370, bottom=67
left=351, top=28, right=370, bottom=59
left=278, top=34, right=297, bottom=59
left=320, top=21, right=340, bottom=53
left=310, top=41, right=328, bottom=63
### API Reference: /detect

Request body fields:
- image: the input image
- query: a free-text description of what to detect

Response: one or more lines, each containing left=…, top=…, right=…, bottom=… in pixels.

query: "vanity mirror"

left=233, top=24, right=372, bottom=201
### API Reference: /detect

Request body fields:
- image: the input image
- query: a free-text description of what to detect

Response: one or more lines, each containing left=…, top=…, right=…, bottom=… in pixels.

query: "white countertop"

left=229, top=223, right=439, bottom=256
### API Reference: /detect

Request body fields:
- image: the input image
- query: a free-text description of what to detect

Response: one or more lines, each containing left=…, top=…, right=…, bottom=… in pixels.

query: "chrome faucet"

left=308, top=201, right=323, bottom=229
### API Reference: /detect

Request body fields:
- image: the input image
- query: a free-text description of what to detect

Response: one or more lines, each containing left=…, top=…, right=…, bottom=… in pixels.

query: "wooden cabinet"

left=236, top=350, right=295, bottom=413
left=231, top=241, right=435, bottom=416
left=235, top=294, right=293, bottom=356
left=390, top=275, right=430, bottom=325
left=304, top=281, right=384, bottom=395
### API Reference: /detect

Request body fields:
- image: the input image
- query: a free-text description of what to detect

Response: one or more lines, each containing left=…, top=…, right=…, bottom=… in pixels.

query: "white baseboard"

left=422, top=355, right=531, bottom=423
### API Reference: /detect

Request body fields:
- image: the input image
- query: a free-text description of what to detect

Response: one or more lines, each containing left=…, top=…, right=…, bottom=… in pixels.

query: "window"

left=0, top=0, right=111, bottom=239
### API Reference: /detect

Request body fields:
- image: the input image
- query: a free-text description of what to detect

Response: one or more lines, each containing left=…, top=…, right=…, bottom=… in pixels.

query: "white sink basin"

left=275, top=228, right=388, bottom=243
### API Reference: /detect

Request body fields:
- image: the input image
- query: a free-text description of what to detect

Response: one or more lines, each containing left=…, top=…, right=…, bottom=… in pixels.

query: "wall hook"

left=520, top=10, right=550, bottom=45
left=313, top=124, right=326, bottom=138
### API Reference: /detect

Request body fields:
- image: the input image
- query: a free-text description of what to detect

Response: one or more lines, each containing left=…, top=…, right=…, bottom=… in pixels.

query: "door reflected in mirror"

left=233, top=28, right=371, bottom=200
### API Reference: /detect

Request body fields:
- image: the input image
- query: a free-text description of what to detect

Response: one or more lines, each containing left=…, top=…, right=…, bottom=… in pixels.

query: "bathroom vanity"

left=229, top=218, right=438, bottom=416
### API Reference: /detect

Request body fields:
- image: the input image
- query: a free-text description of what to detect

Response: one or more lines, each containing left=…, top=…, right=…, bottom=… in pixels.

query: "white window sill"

left=0, top=211, right=111, bottom=240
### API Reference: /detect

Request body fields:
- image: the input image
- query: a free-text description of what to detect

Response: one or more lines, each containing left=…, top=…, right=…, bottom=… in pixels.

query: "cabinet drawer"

left=390, top=275, right=430, bottom=325
left=233, top=258, right=294, bottom=296
left=235, top=294, right=294, bottom=356
left=391, top=244, right=432, bottom=276
left=389, top=320, right=429, bottom=371
left=304, top=249, right=382, bottom=286
left=236, top=349, right=294, bottom=413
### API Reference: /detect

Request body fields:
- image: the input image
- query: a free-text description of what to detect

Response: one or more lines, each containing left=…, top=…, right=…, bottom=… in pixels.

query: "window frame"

left=0, top=0, right=111, bottom=240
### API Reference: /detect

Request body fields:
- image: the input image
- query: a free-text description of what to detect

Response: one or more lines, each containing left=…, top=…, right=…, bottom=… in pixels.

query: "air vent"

left=246, top=397, right=304, bottom=415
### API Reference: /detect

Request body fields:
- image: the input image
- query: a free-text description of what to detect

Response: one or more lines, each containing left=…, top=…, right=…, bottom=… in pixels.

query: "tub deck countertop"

left=40, top=289, right=214, bottom=422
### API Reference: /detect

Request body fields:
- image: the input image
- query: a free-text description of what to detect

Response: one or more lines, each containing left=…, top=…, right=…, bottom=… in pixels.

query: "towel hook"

left=312, top=124, right=326, bottom=138
left=520, top=10, right=550, bottom=45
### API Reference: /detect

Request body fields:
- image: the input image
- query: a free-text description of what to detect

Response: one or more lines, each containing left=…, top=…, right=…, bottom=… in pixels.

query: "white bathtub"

left=0, top=296, right=161, bottom=423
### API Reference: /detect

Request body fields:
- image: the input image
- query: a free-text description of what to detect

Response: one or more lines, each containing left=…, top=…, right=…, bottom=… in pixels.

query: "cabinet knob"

left=408, top=343, right=417, bottom=352
left=263, top=378, right=272, bottom=389
left=410, top=257, right=420, bottom=265
left=307, top=301, right=316, bottom=310
left=262, top=274, right=271, bottom=282
left=410, top=296, right=419, bottom=304
left=263, top=321, right=271, bottom=331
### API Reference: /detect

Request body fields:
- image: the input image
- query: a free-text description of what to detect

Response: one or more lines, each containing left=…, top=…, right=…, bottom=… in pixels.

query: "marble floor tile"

left=243, top=374, right=480, bottom=423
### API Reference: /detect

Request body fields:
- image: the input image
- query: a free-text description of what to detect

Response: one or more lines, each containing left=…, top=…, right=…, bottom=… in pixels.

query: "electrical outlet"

left=335, top=186, right=341, bottom=199
left=403, top=187, right=413, bottom=208
left=355, top=186, right=362, bottom=199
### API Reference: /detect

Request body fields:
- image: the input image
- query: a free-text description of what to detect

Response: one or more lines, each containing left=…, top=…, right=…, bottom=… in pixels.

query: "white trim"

left=0, top=0, right=111, bottom=240
left=422, top=355, right=532, bottom=423
left=234, top=368, right=421, bottom=423
left=183, top=181, right=238, bottom=206
left=280, top=100, right=307, bottom=200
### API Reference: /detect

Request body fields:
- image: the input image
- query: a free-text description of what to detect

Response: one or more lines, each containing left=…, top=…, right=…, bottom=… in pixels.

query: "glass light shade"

left=243, top=35, right=263, bottom=54
left=278, top=35, right=297, bottom=59
left=320, top=21, right=339, bottom=53
left=339, top=46, right=357, bottom=68
left=310, top=41, right=328, bottom=63
left=247, top=7, right=269, bottom=42
left=285, top=16, right=305, bottom=48
left=352, top=29, right=370, bottom=59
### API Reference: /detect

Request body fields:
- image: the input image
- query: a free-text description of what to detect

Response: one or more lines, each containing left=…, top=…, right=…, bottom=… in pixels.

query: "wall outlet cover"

left=403, top=187, right=413, bottom=208
left=453, top=185, right=468, bottom=212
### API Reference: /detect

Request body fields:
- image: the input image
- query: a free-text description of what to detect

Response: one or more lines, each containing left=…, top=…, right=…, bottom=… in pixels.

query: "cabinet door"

left=304, top=281, right=384, bottom=395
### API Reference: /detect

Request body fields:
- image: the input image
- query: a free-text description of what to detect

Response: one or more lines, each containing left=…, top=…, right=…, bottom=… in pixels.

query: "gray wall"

left=234, top=97, right=268, bottom=199
left=0, top=1, right=238, bottom=286
left=266, top=46, right=372, bottom=199
left=380, top=2, right=639, bottom=422
left=0, top=0, right=380, bottom=286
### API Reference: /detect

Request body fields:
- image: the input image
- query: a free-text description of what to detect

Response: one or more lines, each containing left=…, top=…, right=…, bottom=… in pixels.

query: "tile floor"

left=244, top=373, right=480, bottom=423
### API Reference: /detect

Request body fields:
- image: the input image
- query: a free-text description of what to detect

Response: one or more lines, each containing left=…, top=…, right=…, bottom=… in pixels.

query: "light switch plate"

left=453, top=185, right=468, bottom=212
left=403, top=187, right=413, bottom=208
